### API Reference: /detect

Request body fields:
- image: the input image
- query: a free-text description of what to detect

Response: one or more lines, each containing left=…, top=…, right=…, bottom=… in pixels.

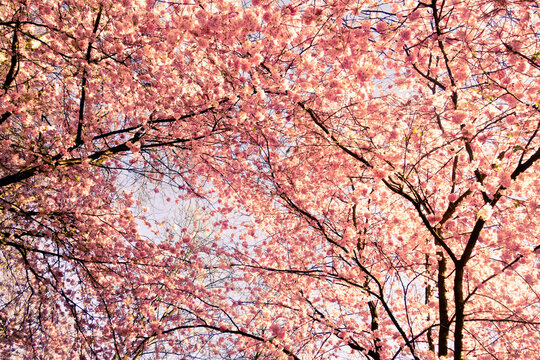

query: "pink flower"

left=376, top=21, right=387, bottom=33
left=269, top=323, right=285, bottom=339
left=400, top=29, right=411, bottom=41
left=451, top=111, right=466, bottom=124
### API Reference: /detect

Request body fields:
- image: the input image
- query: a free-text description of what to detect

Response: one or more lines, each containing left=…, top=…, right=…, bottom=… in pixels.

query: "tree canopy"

left=1, top=0, right=539, bottom=359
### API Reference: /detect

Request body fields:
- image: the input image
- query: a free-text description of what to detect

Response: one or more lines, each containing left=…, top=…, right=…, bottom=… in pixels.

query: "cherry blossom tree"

left=0, top=0, right=270, bottom=358
left=1, top=0, right=539, bottom=359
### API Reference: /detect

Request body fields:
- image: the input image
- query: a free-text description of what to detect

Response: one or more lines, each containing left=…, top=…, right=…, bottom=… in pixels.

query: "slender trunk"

left=425, top=254, right=435, bottom=353
left=453, top=264, right=465, bottom=360
left=437, top=251, right=449, bottom=356
left=368, top=300, right=381, bottom=360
